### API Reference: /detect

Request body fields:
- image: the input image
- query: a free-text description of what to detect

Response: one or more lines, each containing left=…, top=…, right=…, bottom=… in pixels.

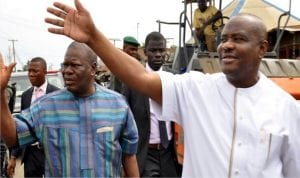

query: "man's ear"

left=259, top=40, right=268, bottom=58
left=91, top=62, right=97, bottom=75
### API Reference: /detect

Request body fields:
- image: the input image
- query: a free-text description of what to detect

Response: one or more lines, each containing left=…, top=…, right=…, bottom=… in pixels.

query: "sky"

left=0, top=0, right=299, bottom=70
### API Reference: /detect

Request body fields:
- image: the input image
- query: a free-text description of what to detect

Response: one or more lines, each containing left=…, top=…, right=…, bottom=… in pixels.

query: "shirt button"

left=235, top=170, right=239, bottom=175
left=238, top=141, right=242, bottom=146
left=239, top=116, right=243, bottom=120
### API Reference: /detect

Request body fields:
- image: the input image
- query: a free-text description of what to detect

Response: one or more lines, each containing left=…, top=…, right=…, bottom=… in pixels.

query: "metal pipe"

left=273, top=0, right=291, bottom=58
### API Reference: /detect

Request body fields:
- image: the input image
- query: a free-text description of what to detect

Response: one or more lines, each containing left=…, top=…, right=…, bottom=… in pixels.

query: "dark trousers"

left=23, top=146, right=45, bottom=178
left=142, top=145, right=179, bottom=177
left=0, top=141, right=8, bottom=177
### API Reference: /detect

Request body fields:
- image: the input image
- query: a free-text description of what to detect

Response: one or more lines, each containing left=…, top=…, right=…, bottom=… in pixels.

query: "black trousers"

left=142, top=144, right=179, bottom=177
left=23, top=145, right=45, bottom=178
left=0, top=141, right=8, bottom=177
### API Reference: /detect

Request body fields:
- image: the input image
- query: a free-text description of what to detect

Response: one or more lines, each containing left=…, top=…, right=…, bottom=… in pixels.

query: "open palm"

left=45, top=0, right=97, bottom=44
left=0, top=53, right=16, bottom=91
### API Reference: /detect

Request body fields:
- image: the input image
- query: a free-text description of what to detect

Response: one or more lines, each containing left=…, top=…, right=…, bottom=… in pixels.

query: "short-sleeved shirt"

left=157, top=71, right=300, bottom=178
left=193, top=6, right=221, bottom=36
left=15, top=83, right=138, bottom=177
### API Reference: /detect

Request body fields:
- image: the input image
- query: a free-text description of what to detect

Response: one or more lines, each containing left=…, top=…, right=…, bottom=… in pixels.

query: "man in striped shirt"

left=0, top=42, right=139, bottom=177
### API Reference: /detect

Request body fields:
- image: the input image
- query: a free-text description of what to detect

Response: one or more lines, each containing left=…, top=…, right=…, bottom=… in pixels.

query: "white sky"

left=0, top=0, right=299, bottom=70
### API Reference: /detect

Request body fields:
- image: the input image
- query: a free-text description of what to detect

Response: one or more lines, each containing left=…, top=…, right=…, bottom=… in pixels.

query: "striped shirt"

left=15, top=84, right=138, bottom=177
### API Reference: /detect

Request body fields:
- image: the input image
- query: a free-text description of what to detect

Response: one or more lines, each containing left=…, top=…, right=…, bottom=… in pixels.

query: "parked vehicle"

left=8, top=70, right=64, bottom=113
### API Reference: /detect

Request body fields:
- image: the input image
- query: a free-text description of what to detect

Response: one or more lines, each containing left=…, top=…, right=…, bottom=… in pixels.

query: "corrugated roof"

left=222, top=0, right=300, bottom=31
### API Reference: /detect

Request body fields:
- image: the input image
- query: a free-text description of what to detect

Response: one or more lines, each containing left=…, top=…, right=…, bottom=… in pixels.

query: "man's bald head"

left=227, top=13, right=267, bottom=42
left=67, top=41, right=98, bottom=66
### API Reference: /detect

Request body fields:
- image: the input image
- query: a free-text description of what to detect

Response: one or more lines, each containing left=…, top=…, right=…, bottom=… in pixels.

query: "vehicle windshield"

left=9, top=75, right=30, bottom=92
left=9, top=71, right=64, bottom=113
left=9, top=74, right=64, bottom=92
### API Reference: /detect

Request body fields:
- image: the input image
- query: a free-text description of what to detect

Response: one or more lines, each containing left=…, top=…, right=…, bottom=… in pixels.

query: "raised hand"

left=45, top=0, right=97, bottom=44
left=0, top=52, right=16, bottom=92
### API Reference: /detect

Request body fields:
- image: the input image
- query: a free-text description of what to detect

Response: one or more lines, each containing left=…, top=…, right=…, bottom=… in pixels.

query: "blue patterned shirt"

left=14, top=84, right=138, bottom=177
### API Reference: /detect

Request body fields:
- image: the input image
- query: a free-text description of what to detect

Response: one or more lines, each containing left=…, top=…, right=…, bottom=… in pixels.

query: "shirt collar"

left=216, top=72, right=265, bottom=107
left=34, top=81, right=48, bottom=91
left=146, top=63, right=162, bottom=72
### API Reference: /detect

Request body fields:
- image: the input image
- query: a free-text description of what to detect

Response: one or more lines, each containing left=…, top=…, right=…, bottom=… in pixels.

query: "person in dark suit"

left=122, top=32, right=180, bottom=177
left=7, top=57, right=60, bottom=178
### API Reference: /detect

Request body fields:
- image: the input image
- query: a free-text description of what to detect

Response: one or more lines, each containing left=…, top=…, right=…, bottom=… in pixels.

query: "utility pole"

left=137, top=22, right=139, bottom=42
left=109, top=38, right=121, bottom=46
left=8, top=39, right=18, bottom=72
left=8, top=39, right=18, bottom=62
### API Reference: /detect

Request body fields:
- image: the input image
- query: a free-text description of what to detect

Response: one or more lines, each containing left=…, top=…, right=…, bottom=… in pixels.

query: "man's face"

left=62, top=47, right=95, bottom=97
left=28, top=61, right=46, bottom=87
left=217, top=17, right=265, bottom=83
left=144, top=39, right=166, bottom=71
left=123, top=44, right=139, bottom=59
left=198, top=0, right=207, bottom=12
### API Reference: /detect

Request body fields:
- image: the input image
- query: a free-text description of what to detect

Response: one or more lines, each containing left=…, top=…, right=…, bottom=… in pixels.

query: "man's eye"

left=61, top=63, right=82, bottom=69
left=71, top=64, right=82, bottom=68
left=233, top=37, right=246, bottom=42
left=149, top=49, right=165, bottom=53
left=220, top=38, right=227, bottom=43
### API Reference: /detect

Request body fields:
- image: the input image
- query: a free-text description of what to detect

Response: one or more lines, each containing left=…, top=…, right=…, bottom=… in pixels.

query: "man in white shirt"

left=44, top=2, right=300, bottom=177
